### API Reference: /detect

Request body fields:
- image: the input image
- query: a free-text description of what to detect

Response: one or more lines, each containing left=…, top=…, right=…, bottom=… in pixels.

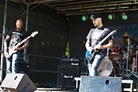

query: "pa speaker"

left=57, top=66, right=79, bottom=88
left=79, top=76, right=122, bottom=92
left=1, top=73, right=37, bottom=92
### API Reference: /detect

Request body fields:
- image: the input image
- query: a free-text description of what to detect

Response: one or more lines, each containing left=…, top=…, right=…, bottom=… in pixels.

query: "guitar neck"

left=15, top=36, right=31, bottom=48
left=98, top=30, right=116, bottom=45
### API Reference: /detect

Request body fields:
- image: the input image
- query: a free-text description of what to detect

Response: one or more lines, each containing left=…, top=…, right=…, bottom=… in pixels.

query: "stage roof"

left=8, top=0, right=138, bottom=16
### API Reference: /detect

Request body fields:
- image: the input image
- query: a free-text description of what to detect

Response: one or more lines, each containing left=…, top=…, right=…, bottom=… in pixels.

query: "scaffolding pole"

left=23, top=4, right=30, bottom=60
left=0, top=0, right=8, bottom=82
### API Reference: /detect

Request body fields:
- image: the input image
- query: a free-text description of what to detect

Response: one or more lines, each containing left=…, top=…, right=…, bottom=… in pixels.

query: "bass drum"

left=110, top=59, right=121, bottom=76
left=98, top=57, right=113, bottom=77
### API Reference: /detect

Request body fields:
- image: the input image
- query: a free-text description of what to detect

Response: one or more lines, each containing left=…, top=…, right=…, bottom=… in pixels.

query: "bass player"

left=85, top=13, right=114, bottom=76
left=4, top=19, right=29, bottom=73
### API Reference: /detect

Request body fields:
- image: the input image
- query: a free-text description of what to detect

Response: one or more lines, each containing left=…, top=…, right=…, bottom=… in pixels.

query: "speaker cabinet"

left=1, top=73, right=37, bottom=92
left=18, top=63, right=30, bottom=76
left=57, top=66, right=79, bottom=88
left=79, top=76, right=122, bottom=92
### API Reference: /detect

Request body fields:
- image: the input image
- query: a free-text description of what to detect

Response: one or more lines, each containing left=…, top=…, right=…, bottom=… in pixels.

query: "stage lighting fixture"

left=121, top=13, right=128, bottom=20
left=90, top=15, right=93, bottom=20
left=81, top=15, right=87, bottom=21
left=108, top=14, right=114, bottom=20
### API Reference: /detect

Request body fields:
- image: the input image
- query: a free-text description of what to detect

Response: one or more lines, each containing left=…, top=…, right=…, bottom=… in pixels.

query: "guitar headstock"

left=112, top=29, right=117, bottom=34
left=31, top=31, right=38, bottom=37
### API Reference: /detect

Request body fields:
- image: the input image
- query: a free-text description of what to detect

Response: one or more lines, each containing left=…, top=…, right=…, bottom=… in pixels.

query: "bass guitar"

left=85, top=30, right=117, bottom=63
left=4, top=31, right=38, bottom=59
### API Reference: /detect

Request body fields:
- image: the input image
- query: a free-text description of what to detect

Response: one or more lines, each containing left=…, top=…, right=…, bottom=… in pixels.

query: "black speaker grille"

left=57, top=66, right=79, bottom=88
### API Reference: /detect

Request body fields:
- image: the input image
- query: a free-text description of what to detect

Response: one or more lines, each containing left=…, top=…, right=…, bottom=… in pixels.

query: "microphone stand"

left=136, top=49, right=138, bottom=74
left=127, top=38, right=130, bottom=77
left=124, top=43, right=138, bottom=79
left=132, top=49, right=138, bottom=79
left=124, top=38, right=131, bottom=78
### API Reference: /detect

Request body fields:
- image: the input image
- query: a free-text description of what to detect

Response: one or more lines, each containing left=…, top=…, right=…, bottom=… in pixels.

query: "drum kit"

left=109, top=45, right=123, bottom=77
left=109, top=45, right=138, bottom=78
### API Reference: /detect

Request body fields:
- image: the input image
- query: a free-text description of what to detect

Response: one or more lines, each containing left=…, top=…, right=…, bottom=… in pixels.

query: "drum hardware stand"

left=124, top=69, right=138, bottom=79
left=130, top=49, right=138, bottom=79
left=124, top=45, right=138, bottom=79
left=135, top=49, right=138, bottom=74
left=123, top=38, right=131, bottom=78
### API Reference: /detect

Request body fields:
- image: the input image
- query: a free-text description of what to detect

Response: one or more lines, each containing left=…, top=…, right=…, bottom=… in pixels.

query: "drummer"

left=120, top=32, right=138, bottom=73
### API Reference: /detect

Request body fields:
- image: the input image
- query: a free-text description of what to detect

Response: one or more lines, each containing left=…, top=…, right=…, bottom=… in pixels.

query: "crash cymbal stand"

left=124, top=43, right=138, bottom=79
left=124, top=38, right=131, bottom=78
left=131, top=48, right=138, bottom=78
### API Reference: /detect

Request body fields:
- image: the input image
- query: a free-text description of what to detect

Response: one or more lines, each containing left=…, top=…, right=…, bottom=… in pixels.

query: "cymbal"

left=122, top=36, right=128, bottom=39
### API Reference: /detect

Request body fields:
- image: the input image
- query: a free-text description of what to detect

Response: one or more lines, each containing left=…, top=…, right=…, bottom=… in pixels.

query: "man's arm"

left=85, top=39, right=92, bottom=52
left=15, top=40, right=29, bottom=51
left=4, top=35, right=10, bottom=52
left=97, top=39, right=113, bottom=50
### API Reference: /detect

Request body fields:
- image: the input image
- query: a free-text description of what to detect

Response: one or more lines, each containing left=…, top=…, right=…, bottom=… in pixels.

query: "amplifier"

left=57, top=66, right=79, bottom=88
left=60, top=58, right=79, bottom=66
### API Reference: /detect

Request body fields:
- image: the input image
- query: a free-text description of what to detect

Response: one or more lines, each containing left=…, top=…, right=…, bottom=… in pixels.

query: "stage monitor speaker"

left=1, top=73, right=37, bottom=92
left=57, top=66, right=79, bottom=88
left=79, top=76, right=122, bottom=92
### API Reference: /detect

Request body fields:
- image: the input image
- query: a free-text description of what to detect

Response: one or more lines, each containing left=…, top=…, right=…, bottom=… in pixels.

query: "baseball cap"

left=91, top=13, right=102, bottom=20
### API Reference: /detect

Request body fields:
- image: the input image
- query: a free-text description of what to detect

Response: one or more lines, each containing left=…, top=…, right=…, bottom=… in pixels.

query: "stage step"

left=35, top=88, right=73, bottom=92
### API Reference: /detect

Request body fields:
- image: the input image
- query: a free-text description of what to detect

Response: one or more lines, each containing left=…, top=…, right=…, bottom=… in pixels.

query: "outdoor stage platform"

left=0, top=78, right=138, bottom=92
left=0, top=86, right=137, bottom=92
left=0, top=87, right=75, bottom=92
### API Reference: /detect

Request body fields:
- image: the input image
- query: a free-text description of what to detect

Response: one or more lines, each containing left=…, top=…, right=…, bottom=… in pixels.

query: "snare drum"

left=110, top=45, right=122, bottom=60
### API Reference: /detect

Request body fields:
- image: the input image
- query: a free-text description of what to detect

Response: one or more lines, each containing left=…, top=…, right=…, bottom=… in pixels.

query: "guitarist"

left=85, top=13, right=114, bottom=76
left=4, top=19, right=29, bottom=73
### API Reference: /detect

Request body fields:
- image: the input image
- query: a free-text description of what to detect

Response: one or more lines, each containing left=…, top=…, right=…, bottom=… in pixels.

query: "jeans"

left=88, top=52, right=105, bottom=76
left=6, top=52, right=21, bottom=73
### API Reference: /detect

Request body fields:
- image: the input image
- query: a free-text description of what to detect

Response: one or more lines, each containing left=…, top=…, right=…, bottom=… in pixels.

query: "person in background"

left=85, top=13, right=114, bottom=76
left=4, top=19, right=29, bottom=73
left=120, top=32, right=138, bottom=73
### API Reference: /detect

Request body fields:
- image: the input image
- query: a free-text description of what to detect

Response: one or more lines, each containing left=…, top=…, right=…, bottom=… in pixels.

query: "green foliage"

left=65, top=42, right=70, bottom=58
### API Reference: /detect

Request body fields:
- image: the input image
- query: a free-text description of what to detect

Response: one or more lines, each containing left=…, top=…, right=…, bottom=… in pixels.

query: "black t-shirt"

left=7, top=28, right=28, bottom=51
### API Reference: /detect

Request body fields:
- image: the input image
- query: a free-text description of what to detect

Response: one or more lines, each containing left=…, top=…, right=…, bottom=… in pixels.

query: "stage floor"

left=0, top=87, right=76, bottom=92
left=0, top=87, right=137, bottom=92
left=35, top=88, right=75, bottom=92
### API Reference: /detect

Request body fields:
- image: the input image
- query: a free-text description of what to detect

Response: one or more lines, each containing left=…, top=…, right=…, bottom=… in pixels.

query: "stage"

left=0, top=87, right=75, bottom=92
left=0, top=77, right=138, bottom=92
left=0, top=86, right=137, bottom=92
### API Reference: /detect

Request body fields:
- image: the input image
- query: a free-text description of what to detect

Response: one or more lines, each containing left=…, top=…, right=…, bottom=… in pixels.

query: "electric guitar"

left=4, top=31, right=38, bottom=59
left=85, top=30, right=117, bottom=63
